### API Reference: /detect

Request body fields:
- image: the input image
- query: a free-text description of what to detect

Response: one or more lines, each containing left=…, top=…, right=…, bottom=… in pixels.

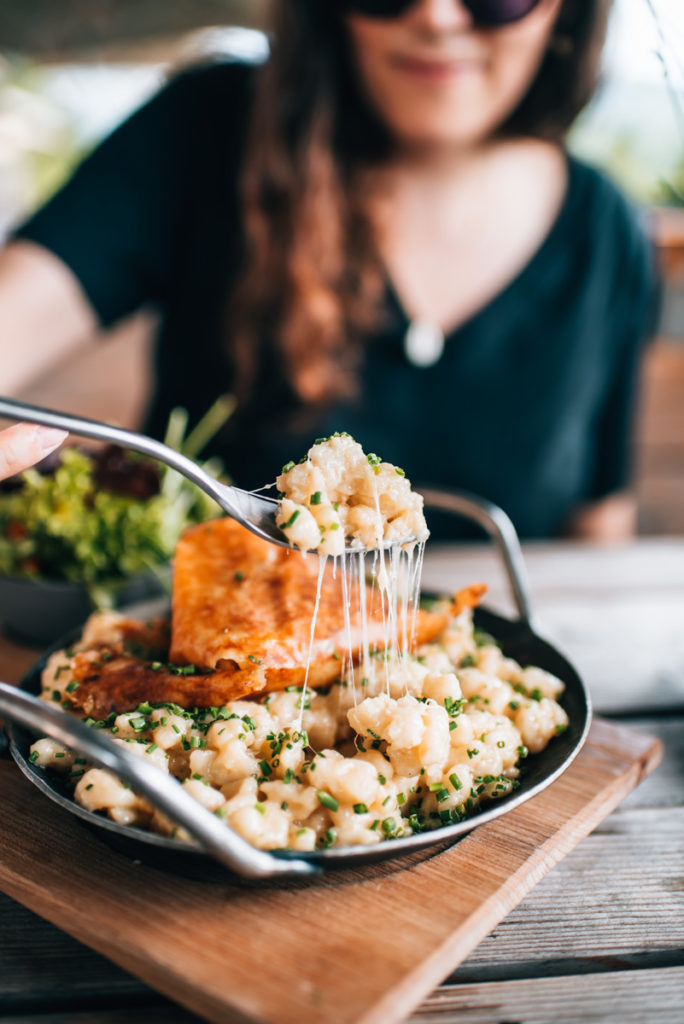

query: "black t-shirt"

left=15, top=61, right=659, bottom=540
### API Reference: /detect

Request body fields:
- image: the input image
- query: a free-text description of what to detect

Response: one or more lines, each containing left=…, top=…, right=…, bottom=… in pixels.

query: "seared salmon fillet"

left=170, top=519, right=446, bottom=696
left=55, top=520, right=446, bottom=715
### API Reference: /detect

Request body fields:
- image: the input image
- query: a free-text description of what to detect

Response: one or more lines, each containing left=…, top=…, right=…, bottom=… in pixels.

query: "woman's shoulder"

left=164, top=57, right=257, bottom=96
left=153, top=58, right=259, bottom=125
left=565, top=155, right=651, bottom=254
left=566, top=156, right=660, bottom=335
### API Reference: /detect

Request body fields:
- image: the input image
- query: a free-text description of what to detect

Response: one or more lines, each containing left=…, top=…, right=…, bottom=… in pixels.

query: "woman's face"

left=345, top=0, right=564, bottom=149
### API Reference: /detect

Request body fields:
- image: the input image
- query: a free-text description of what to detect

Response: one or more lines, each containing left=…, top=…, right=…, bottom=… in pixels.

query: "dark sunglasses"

left=338, top=0, right=543, bottom=27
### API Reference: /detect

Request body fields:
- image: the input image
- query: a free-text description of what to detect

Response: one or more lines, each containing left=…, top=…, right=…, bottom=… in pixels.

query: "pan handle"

left=420, top=489, right=536, bottom=629
left=0, top=682, right=319, bottom=880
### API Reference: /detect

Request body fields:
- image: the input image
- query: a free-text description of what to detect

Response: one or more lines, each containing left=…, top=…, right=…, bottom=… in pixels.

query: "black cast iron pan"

left=1, top=490, right=591, bottom=881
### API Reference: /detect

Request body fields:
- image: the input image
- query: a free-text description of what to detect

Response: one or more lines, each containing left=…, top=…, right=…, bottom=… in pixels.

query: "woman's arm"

left=0, top=239, right=97, bottom=395
left=566, top=492, right=637, bottom=542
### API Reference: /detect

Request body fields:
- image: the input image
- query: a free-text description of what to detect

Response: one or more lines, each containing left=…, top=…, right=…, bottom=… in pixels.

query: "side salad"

left=0, top=400, right=233, bottom=607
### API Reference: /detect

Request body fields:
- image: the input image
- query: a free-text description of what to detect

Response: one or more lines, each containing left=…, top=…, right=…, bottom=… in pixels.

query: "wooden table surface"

left=1, top=538, right=682, bottom=1024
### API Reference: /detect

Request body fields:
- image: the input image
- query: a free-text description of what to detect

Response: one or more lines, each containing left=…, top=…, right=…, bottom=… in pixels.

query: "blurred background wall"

left=1, top=0, right=682, bottom=532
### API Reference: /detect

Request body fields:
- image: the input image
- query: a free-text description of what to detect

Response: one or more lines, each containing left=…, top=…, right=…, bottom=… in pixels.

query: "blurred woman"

left=0, top=0, right=659, bottom=537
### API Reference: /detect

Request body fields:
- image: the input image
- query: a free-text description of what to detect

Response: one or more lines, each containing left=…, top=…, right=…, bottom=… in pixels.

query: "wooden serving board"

left=0, top=718, right=661, bottom=1024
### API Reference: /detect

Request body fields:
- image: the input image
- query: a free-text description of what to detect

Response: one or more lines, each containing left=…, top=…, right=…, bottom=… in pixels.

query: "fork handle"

left=0, top=396, right=240, bottom=516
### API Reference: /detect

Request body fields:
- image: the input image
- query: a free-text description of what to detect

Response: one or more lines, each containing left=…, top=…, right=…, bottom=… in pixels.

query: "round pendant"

left=403, top=320, right=445, bottom=368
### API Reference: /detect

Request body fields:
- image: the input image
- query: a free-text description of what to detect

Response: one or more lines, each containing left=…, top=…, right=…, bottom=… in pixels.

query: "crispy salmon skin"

left=171, top=519, right=446, bottom=693
left=53, top=520, right=446, bottom=714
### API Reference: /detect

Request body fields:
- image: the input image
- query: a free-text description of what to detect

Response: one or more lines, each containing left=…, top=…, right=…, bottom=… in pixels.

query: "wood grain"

left=408, top=967, right=684, bottom=1024
left=0, top=718, right=662, bottom=1024
left=454, top=807, right=684, bottom=977
left=636, top=341, right=684, bottom=535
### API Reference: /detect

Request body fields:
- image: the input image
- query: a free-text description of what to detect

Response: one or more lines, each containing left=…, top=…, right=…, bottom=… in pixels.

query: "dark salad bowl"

left=2, top=491, right=591, bottom=882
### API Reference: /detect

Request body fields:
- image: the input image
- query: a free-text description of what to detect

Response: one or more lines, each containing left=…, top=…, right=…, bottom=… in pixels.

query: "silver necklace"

left=403, top=319, right=446, bottom=368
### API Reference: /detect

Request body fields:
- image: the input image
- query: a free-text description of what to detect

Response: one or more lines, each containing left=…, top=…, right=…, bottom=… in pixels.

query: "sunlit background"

left=1, top=0, right=682, bottom=230
left=1, top=0, right=683, bottom=532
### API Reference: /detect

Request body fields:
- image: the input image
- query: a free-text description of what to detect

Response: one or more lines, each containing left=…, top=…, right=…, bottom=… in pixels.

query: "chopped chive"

left=317, top=790, right=339, bottom=812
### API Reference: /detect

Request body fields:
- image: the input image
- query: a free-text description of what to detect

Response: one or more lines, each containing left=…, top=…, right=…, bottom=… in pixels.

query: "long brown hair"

left=228, top=0, right=612, bottom=408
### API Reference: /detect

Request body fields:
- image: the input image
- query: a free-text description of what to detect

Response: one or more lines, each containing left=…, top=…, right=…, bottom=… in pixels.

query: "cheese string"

left=340, top=551, right=356, bottom=704
left=295, top=554, right=327, bottom=735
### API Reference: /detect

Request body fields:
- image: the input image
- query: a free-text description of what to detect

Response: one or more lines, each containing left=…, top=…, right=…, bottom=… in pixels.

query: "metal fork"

left=0, top=396, right=405, bottom=552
